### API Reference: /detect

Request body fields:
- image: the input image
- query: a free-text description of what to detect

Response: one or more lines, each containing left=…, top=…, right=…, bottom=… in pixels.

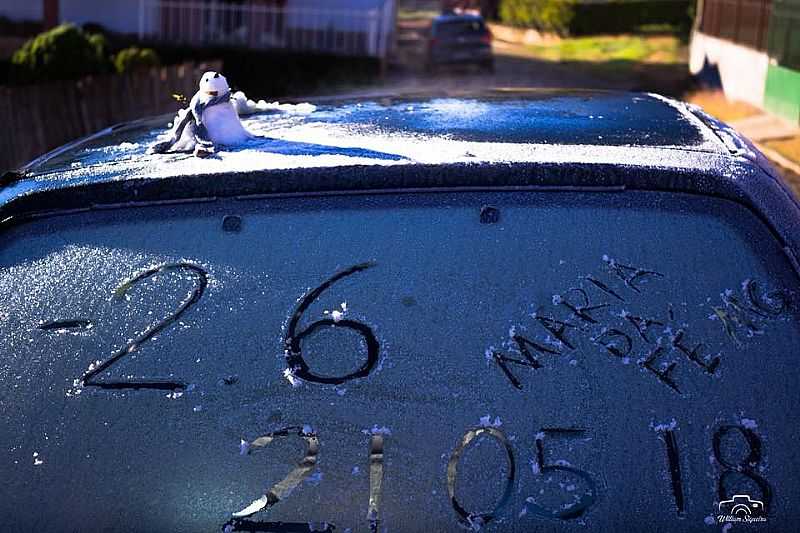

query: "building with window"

left=0, top=0, right=396, bottom=60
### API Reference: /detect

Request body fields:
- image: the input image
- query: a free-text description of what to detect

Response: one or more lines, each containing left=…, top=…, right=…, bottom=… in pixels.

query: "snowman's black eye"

left=214, top=73, right=220, bottom=78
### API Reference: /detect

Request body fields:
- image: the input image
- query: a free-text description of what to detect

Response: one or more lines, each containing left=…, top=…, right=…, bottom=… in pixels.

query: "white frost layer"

left=232, top=91, right=317, bottom=116
left=35, top=137, right=725, bottom=187
left=479, top=415, right=502, bottom=427
left=650, top=418, right=678, bottom=432
left=8, top=96, right=734, bottom=207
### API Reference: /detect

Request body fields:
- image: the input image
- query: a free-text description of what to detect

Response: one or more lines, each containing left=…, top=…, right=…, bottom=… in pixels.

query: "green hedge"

left=114, top=47, right=161, bottom=73
left=571, top=0, right=692, bottom=35
left=498, top=0, right=692, bottom=35
left=499, top=0, right=576, bottom=35
left=11, top=23, right=111, bottom=83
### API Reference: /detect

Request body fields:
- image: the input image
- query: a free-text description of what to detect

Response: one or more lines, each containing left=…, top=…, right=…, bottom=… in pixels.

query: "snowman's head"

left=199, top=71, right=230, bottom=97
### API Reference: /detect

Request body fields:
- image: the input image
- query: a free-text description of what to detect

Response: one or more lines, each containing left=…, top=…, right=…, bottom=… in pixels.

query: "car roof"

left=2, top=89, right=799, bottom=272
left=17, top=90, right=731, bottom=177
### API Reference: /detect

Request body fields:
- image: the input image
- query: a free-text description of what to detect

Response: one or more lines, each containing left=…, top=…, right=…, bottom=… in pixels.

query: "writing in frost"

left=33, top=259, right=779, bottom=529
left=487, top=256, right=789, bottom=394
left=225, top=414, right=771, bottom=531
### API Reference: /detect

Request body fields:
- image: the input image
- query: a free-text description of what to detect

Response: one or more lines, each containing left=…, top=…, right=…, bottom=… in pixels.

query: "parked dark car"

left=1, top=90, right=799, bottom=532
left=426, top=13, right=494, bottom=72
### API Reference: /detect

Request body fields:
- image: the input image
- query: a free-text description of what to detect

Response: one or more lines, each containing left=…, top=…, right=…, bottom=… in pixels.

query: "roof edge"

left=2, top=160, right=799, bottom=276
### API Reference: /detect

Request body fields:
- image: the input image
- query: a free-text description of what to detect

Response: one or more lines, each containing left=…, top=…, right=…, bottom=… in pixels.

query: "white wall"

left=689, top=31, right=768, bottom=108
left=59, top=0, right=140, bottom=34
left=0, top=3, right=43, bottom=22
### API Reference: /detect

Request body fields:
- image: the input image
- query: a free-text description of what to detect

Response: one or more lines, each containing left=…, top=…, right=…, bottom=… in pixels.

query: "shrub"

left=88, top=33, right=110, bottom=63
left=499, top=0, right=692, bottom=36
left=10, top=23, right=111, bottom=83
left=113, top=46, right=161, bottom=74
left=569, top=0, right=693, bottom=36
left=82, top=22, right=109, bottom=37
left=499, top=0, right=576, bottom=35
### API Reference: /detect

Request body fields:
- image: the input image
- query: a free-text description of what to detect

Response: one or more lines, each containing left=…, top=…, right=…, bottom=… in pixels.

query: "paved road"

left=389, top=45, right=625, bottom=93
left=379, top=17, right=646, bottom=96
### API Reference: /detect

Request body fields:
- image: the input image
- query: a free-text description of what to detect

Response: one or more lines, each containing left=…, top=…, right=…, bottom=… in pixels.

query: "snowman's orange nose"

left=206, top=90, right=218, bottom=96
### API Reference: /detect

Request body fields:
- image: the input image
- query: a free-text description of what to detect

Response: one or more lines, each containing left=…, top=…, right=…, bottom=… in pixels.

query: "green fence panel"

left=764, top=63, right=800, bottom=123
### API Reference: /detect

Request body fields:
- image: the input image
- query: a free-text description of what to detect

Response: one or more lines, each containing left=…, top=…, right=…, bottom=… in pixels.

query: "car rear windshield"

left=434, top=19, right=487, bottom=37
left=1, top=190, right=798, bottom=532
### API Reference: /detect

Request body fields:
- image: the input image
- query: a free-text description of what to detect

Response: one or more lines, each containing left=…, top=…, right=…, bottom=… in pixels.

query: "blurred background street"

left=1, top=0, right=798, bottom=188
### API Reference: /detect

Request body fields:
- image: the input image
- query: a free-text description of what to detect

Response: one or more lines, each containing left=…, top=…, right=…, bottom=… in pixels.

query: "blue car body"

left=1, top=90, right=799, bottom=532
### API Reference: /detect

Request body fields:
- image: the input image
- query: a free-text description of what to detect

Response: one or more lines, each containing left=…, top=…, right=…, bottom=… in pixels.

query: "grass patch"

left=526, top=34, right=686, bottom=64
left=520, top=33, right=689, bottom=91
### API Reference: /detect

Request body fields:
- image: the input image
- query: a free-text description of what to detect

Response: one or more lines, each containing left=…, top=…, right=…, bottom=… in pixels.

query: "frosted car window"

left=0, top=191, right=798, bottom=532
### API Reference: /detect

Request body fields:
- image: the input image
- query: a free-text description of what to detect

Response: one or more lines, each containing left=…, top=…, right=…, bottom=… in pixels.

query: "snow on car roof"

left=19, top=90, right=726, bottom=183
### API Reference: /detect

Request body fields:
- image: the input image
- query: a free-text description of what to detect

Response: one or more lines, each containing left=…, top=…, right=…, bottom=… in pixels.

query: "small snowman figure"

left=149, top=71, right=253, bottom=157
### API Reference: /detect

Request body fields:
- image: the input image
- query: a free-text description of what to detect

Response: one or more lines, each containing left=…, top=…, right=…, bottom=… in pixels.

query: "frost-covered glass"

left=0, top=191, right=798, bottom=532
